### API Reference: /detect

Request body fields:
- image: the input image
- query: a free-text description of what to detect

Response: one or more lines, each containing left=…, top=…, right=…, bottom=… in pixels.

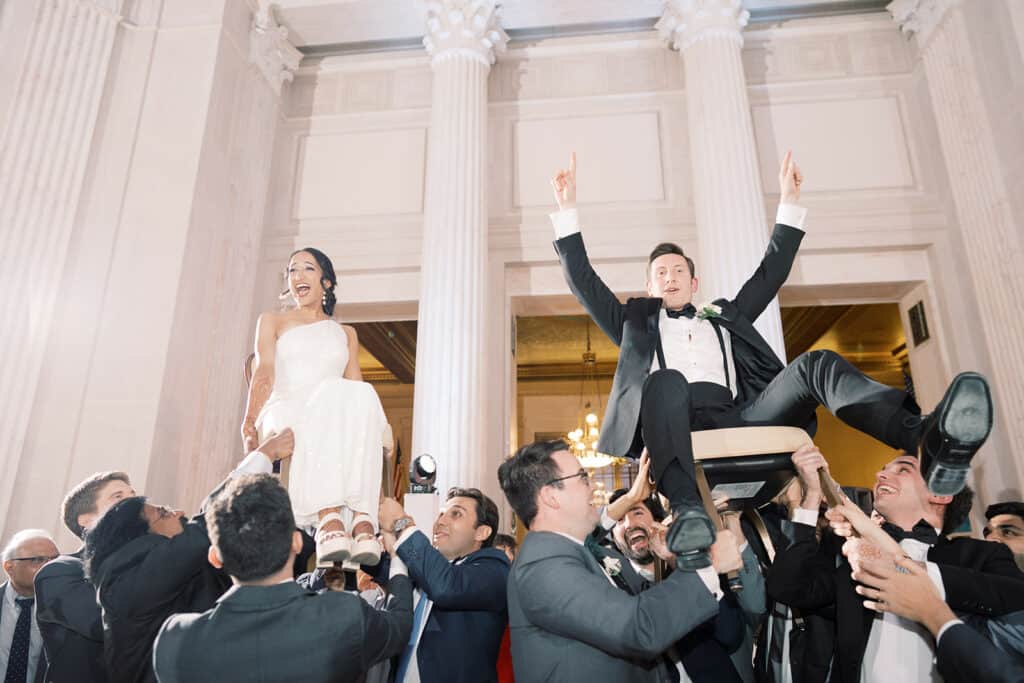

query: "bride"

left=241, top=247, right=386, bottom=565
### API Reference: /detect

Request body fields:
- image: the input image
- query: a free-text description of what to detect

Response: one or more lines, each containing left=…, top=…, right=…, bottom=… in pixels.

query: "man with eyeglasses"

left=2, top=529, right=59, bottom=683
left=498, top=440, right=745, bottom=683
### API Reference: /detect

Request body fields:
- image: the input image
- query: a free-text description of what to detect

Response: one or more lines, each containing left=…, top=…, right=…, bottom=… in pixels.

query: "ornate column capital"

left=248, top=1, right=301, bottom=95
left=887, top=0, right=959, bottom=48
left=657, top=0, right=749, bottom=53
left=422, top=0, right=508, bottom=68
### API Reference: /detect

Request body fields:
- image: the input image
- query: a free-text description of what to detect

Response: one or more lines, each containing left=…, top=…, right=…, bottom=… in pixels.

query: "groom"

left=550, top=151, right=993, bottom=567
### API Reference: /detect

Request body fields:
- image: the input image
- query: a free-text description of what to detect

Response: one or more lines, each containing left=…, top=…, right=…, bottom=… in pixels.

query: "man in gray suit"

left=153, top=474, right=412, bottom=683
left=497, top=439, right=745, bottom=682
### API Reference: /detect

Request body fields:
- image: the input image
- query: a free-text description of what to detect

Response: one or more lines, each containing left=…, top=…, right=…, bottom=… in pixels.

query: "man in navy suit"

left=371, top=488, right=510, bottom=683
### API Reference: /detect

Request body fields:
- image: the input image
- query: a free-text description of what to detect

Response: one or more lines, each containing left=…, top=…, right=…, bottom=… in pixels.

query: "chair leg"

left=694, top=463, right=743, bottom=592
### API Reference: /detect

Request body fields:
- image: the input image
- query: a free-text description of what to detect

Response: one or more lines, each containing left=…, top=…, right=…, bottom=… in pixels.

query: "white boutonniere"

left=602, top=556, right=622, bottom=576
left=696, top=302, right=722, bottom=321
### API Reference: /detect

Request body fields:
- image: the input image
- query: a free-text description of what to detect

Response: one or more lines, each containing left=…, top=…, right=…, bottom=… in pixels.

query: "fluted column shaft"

left=659, top=0, right=786, bottom=360
left=0, top=0, right=122, bottom=532
left=412, top=2, right=507, bottom=494
left=890, top=0, right=1024, bottom=490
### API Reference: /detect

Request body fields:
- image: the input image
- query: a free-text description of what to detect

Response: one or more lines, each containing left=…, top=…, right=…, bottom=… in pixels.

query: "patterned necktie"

left=665, top=303, right=697, bottom=319
left=4, top=597, right=34, bottom=683
left=394, top=590, right=429, bottom=682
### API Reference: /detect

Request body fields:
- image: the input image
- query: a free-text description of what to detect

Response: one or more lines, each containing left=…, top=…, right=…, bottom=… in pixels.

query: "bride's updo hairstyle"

left=282, top=247, right=338, bottom=316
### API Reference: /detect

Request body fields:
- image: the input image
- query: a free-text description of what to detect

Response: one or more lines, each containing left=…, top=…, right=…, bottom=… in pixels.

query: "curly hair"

left=84, top=497, right=149, bottom=581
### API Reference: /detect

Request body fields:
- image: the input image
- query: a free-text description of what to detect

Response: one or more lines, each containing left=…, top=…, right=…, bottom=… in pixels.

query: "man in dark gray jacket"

left=153, top=474, right=412, bottom=683
left=498, top=440, right=745, bottom=683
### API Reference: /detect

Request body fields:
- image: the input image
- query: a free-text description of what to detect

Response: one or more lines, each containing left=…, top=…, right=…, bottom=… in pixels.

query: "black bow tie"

left=665, top=304, right=697, bottom=319
left=882, top=520, right=939, bottom=545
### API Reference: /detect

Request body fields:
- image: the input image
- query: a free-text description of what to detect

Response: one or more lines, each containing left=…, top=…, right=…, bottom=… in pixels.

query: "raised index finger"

left=569, top=151, right=576, bottom=179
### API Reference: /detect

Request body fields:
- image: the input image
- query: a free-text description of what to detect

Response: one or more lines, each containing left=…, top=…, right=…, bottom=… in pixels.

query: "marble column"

left=889, top=0, right=1024, bottom=495
left=412, top=0, right=507, bottom=495
left=658, top=0, right=786, bottom=360
left=0, top=0, right=125, bottom=535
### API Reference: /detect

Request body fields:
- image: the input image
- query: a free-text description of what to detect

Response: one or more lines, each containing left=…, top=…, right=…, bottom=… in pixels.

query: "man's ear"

left=474, top=524, right=493, bottom=545
left=77, top=513, right=96, bottom=535
left=291, top=530, right=303, bottom=555
left=646, top=278, right=655, bottom=297
left=538, top=487, right=561, bottom=512
left=207, top=545, right=223, bottom=570
left=690, top=276, right=699, bottom=295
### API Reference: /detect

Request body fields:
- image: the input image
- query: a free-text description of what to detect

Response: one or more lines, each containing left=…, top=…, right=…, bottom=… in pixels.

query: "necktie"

left=4, top=597, right=34, bottom=683
left=881, top=520, right=939, bottom=545
left=665, top=303, right=696, bottom=319
left=394, top=590, right=429, bottom=682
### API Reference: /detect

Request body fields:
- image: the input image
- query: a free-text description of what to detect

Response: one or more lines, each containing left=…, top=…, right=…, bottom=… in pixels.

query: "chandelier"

left=566, top=321, right=625, bottom=471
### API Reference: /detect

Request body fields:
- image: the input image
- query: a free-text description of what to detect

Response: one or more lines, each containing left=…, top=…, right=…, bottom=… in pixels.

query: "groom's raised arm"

left=732, top=151, right=807, bottom=321
left=550, top=153, right=627, bottom=346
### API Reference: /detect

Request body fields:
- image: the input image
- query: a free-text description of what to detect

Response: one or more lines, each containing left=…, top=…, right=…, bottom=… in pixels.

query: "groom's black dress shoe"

left=665, top=504, right=716, bottom=570
left=918, top=371, right=993, bottom=496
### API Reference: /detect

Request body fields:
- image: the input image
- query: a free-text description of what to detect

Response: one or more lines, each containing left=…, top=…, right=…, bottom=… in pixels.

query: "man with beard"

left=601, top=481, right=766, bottom=682
left=984, top=502, right=1024, bottom=571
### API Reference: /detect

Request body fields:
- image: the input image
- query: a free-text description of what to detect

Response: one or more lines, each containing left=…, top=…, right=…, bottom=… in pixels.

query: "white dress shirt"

left=790, top=510, right=945, bottom=682
left=549, top=204, right=808, bottom=397
left=0, top=582, right=42, bottom=683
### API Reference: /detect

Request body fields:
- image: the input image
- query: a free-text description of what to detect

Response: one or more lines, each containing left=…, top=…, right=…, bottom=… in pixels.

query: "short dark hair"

left=447, top=487, right=499, bottom=548
left=207, top=474, right=296, bottom=582
left=608, top=489, right=667, bottom=522
left=62, top=471, right=132, bottom=539
left=492, top=533, right=517, bottom=555
left=497, top=440, right=567, bottom=529
left=648, top=242, right=695, bottom=279
left=942, top=485, right=974, bottom=536
left=985, top=501, right=1024, bottom=521
left=84, top=496, right=149, bottom=581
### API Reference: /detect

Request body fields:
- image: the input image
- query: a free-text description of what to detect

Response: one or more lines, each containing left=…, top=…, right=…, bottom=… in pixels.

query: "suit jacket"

left=508, top=530, right=720, bottom=683
left=936, top=622, right=1024, bottom=683
left=766, top=523, right=1024, bottom=683
left=0, top=582, right=46, bottom=683
left=554, top=223, right=806, bottom=457
left=153, top=577, right=413, bottom=683
left=33, top=550, right=107, bottom=683
left=370, top=530, right=510, bottom=683
left=92, top=514, right=230, bottom=683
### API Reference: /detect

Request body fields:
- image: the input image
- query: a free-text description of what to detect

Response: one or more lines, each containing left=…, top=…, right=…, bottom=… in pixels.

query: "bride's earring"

left=321, top=290, right=327, bottom=306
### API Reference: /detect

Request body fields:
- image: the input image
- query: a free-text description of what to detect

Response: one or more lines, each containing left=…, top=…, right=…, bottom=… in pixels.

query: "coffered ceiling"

left=271, top=0, right=891, bottom=56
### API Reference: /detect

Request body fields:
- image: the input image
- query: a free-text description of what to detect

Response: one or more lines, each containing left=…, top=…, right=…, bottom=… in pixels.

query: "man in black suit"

left=84, top=431, right=295, bottom=683
left=549, top=152, right=993, bottom=564
left=369, top=487, right=510, bottom=683
left=34, top=470, right=136, bottom=683
left=153, top=474, right=411, bottom=682
left=852, top=553, right=1024, bottom=683
left=766, top=446, right=1024, bottom=682
left=2, top=530, right=58, bottom=683
left=984, top=501, right=1024, bottom=571
left=498, top=439, right=746, bottom=683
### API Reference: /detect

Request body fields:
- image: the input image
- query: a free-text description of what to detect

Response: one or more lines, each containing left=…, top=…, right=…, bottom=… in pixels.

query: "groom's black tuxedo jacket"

left=766, top=523, right=1024, bottom=683
left=554, top=223, right=806, bottom=457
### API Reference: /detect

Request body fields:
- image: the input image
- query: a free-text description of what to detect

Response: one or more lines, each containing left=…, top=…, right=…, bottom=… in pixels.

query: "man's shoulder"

left=934, top=536, right=1017, bottom=564
left=37, top=554, right=85, bottom=580
left=467, top=547, right=512, bottom=568
left=516, top=532, right=585, bottom=566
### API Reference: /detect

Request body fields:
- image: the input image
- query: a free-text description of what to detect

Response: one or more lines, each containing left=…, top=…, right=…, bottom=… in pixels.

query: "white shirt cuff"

left=394, top=526, right=419, bottom=549
left=925, top=561, right=947, bottom=601
left=776, top=203, right=807, bottom=231
left=230, top=451, right=274, bottom=477
left=697, top=565, right=724, bottom=601
left=599, top=507, right=616, bottom=531
left=389, top=554, right=408, bottom=579
left=549, top=208, right=581, bottom=239
left=791, top=507, right=820, bottom=527
left=935, top=618, right=962, bottom=645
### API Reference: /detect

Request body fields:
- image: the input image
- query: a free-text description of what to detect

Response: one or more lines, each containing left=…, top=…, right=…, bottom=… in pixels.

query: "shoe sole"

left=938, top=372, right=992, bottom=453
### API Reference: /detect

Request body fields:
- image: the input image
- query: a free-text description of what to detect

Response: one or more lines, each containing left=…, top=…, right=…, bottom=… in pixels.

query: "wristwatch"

left=392, top=516, right=416, bottom=535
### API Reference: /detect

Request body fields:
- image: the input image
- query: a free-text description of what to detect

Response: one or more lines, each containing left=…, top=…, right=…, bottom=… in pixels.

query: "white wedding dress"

left=255, top=320, right=386, bottom=529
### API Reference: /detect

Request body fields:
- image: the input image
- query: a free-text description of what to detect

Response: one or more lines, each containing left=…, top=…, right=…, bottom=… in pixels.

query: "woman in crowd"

left=241, top=247, right=386, bottom=565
